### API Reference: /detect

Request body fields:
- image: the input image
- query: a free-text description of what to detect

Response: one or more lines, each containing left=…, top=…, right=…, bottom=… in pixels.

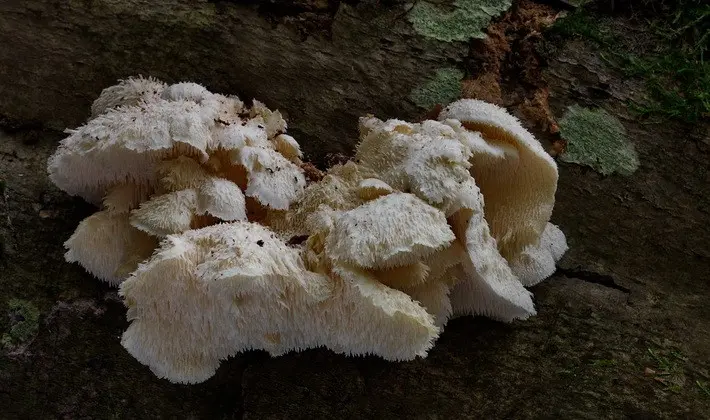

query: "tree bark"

left=0, top=0, right=466, bottom=160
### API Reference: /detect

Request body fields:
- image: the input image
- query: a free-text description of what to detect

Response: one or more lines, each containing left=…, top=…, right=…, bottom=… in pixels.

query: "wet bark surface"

left=1, top=1, right=709, bottom=419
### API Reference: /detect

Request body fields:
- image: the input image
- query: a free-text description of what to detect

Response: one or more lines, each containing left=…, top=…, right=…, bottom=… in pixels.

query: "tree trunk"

left=0, top=0, right=466, bottom=161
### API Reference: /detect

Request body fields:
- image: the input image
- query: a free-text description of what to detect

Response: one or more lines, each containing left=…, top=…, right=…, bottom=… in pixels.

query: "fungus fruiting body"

left=49, top=79, right=567, bottom=384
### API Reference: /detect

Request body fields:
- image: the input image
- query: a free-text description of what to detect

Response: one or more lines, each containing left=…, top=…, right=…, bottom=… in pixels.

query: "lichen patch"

left=559, top=105, right=640, bottom=176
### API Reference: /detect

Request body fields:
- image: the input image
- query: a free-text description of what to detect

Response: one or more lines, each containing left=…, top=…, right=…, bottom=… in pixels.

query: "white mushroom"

left=355, top=117, right=474, bottom=212
left=120, top=222, right=438, bottom=384
left=265, top=161, right=366, bottom=239
left=508, top=223, right=568, bottom=287
left=160, top=82, right=212, bottom=103
left=272, top=134, right=303, bottom=164
left=357, top=178, right=395, bottom=201
left=91, top=76, right=166, bottom=117
left=325, top=193, right=456, bottom=270
left=65, top=211, right=157, bottom=285
left=48, top=99, right=217, bottom=204
left=439, top=99, right=559, bottom=259
left=249, top=99, right=287, bottom=138
left=446, top=179, right=536, bottom=322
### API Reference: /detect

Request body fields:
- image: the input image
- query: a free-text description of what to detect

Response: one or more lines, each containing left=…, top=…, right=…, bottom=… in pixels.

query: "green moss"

left=559, top=105, right=639, bottom=176
left=408, top=0, right=512, bottom=42
left=1, top=299, right=40, bottom=349
left=409, top=67, right=464, bottom=109
left=549, top=3, right=709, bottom=122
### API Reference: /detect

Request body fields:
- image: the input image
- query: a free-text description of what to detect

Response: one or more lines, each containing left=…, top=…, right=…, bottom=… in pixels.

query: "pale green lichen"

left=408, top=0, right=513, bottom=42
left=409, top=67, right=464, bottom=109
left=1, top=299, right=40, bottom=349
left=559, top=105, right=640, bottom=176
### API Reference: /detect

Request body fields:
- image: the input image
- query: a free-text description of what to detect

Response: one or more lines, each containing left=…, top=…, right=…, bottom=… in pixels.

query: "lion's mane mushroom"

left=438, top=99, right=567, bottom=287
left=120, top=222, right=438, bottom=384
left=265, top=161, right=369, bottom=239
left=90, top=75, right=167, bottom=117
left=438, top=99, right=560, bottom=260
left=65, top=210, right=158, bottom=285
left=356, top=118, right=476, bottom=213
left=50, top=78, right=307, bottom=284
left=325, top=193, right=454, bottom=269
left=352, top=116, right=544, bottom=322
left=50, top=78, right=569, bottom=384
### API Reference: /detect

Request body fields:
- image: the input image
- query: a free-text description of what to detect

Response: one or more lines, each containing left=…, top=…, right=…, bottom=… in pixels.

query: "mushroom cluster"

left=49, top=78, right=567, bottom=384
left=49, top=77, right=305, bottom=285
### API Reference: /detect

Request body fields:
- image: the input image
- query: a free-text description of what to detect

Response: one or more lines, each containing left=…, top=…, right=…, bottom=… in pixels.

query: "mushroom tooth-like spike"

left=273, top=134, right=303, bottom=164
left=48, top=99, right=217, bottom=203
left=156, top=156, right=210, bottom=191
left=237, top=146, right=306, bottom=210
left=509, top=223, right=568, bottom=287
left=130, top=190, right=199, bottom=236
left=65, top=210, right=158, bottom=285
left=265, top=162, right=365, bottom=239
left=120, top=222, right=439, bottom=384
left=329, top=264, right=440, bottom=360
left=371, top=262, right=430, bottom=290
left=250, top=99, right=287, bottom=138
left=103, top=182, right=154, bottom=214
left=91, top=76, right=167, bottom=117
left=196, top=177, right=248, bottom=222
left=354, top=116, right=474, bottom=211
left=161, top=82, right=211, bottom=103
left=401, top=280, right=452, bottom=329
left=357, top=178, right=395, bottom=201
left=446, top=179, right=536, bottom=322
left=325, top=192, right=456, bottom=270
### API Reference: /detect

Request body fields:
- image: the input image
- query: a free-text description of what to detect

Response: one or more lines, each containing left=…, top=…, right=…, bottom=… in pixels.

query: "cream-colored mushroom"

left=250, top=99, right=287, bottom=139
left=439, top=99, right=559, bottom=260
left=160, top=82, right=212, bottom=103
left=509, top=223, right=568, bottom=287
left=48, top=99, right=218, bottom=204
left=65, top=211, right=157, bottom=285
left=357, top=178, right=395, bottom=201
left=355, top=117, right=474, bottom=213
left=272, top=134, right=303, bottom=164
left=265, top=161, right=366, bottom=239
left=325, top=192, right=456, bottom=270
left=102, top=182, right=153, bottom=214
left=120, top=222, right=439, bottom=384
left=91, top=76, right=166, bottom=117
left=236, top=145, right=306, bottom=210
left=446, top=178, right=536, bottom=322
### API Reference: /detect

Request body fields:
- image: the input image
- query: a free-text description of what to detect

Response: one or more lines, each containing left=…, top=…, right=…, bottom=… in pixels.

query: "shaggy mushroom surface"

left=49, top=81, right=567, bottom=384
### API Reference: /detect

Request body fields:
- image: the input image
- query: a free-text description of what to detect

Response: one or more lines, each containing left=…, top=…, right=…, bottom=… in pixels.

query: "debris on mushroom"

left=265, top=161, right=367, bottom=239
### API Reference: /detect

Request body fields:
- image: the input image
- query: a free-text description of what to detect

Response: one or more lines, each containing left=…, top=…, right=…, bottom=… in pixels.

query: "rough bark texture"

left=1, top=0, right=710, bottom=419
left=0, top=0, right=466, bottom=162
